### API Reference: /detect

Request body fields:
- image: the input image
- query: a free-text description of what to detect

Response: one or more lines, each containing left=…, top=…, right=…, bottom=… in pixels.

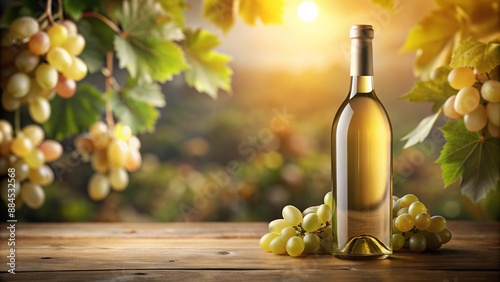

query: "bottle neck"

left=349, top=36, right=374, bottom=98
left=349, top=76, right=374, bottom=97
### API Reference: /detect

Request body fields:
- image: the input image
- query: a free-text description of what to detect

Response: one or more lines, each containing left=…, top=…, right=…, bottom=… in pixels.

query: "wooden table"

left=1, top=221, right=499, bottom=281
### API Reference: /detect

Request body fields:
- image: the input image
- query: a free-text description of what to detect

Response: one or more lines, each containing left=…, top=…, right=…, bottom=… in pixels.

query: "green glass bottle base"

left=334, top=235, right=392, bottom=259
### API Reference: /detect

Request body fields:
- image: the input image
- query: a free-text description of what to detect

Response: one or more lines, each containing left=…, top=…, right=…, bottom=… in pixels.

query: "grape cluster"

left=1, top=16, right=88, bottom=122
left=74, top=122, right=142, bottom=201
left=259, top=192, right=333, bottom=257
left=443, top=67, right=500, bottom=137
left=392, top=194, right=452, bottom=252
left=0, top=119, right=62, bottom=208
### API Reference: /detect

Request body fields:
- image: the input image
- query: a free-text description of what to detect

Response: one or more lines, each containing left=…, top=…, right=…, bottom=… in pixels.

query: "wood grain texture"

left=1, top=221, right=499, bottom=281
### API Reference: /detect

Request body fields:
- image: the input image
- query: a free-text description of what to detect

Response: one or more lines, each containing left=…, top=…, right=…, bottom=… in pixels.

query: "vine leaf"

left=203, top=0, right=235, bottom=33
left=62, top=0, right=102, bottom=20
left=401, top=110, right=441, bottom=149
left=113, top=0, right=187, bottom=83
left=109, top=85, right=160, bottom=134
left=399, top=66, right=455, bottom=112
left=123, top=78, right=166, bottom=108
left=157, top=0, right=188, bottom=28
left=44, top=84, right=104, bottom=141
left=77, top=18, right=115, bottom=73
left=238, top=0, right=284, bottom=25
left=182, top=29, right=232, bottom=98
left=450, top=37, right=500, bottom=73
left=436, top=120, right=500, bottom=203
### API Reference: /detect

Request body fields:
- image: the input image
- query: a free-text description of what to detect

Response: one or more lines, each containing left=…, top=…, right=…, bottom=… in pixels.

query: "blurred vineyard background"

left=2, top=0, right=499, bottom=222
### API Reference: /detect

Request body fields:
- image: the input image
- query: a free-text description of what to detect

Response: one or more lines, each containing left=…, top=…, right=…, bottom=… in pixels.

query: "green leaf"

left=371, top=0, right=395, bottom=11
left=399, top=66, right=456, bottom=112
left=450, top=37, right=500, bottom=73
left=182, top=29, right=232, bottom=98
left=113, top=0, right=187, bottom=83
left=63, top=0, right=103, bottom=20
left=400, top=9, right=460, bottom=77
left=157, top=0, right=188, bottom=28
left=436, top=120, right=500, bottom=203
left=203, top=0, right=235, bottom=33
left=238, top=0, right=284, bottom=25
left=400, top=110, right=442, bottom=149
left=77, top=18, right=115, bottom=73
left=44, top=84, right=104, bottom=141
left=109, top=88, right=160, bottom=134
left=124, top=78, right=166, bottom=108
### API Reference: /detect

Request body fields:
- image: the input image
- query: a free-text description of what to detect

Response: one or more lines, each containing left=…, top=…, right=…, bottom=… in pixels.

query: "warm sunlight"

left=297, top=1, right=319, bottom=23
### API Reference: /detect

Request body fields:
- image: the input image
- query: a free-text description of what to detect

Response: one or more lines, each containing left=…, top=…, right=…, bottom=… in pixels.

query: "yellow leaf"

left=238, top=0, right=284, bottom=25
left=203, top=0, right=235, bottom=33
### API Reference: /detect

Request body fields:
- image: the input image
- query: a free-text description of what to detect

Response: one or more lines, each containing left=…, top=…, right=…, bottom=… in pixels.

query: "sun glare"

left=297, top=1, right=319, bottom=23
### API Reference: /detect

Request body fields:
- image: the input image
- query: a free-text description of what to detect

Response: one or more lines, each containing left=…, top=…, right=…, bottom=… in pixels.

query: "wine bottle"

left=331, top=25, right=393, bottom=259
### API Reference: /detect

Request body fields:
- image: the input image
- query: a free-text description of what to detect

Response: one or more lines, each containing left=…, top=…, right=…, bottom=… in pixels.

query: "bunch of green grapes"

left=392, top=194, right=452, bottom=252
left=74, top=122, right=142, bottom=201
left=0, top=120, right=62, bottom=209
left=443, top=67, right=500, bottom=137
left=1, top=16, right=88, bottom=122
left=259, top=192, right=334, bottom=257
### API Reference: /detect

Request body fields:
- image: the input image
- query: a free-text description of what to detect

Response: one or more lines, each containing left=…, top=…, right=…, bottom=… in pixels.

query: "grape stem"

left=58, top=0, right=64, bottom=21
left=44, top=0, right=55, bottom=25
left=104, top=52, right=115, bottom=129
left=81, top=12, right=126, bottom=37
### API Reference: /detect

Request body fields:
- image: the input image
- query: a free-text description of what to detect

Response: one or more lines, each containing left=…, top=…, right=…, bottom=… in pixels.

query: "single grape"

left=392, top=233, right=405, bottom=251
left=269, top=237, right=286, bottom=255
left=109, top=168, right=129, bottom=191
left=481, top=80, right=500, bottom=103
left=399, top=194, right=418, bottom=208
left=408, top=201, right=427, bottom=218
left=47, top=24, right=68, bottom=47
left=28, top=165, right=54, bottom=185
left=75, top=134, right=95, bottom=158
left=23, top=78, right=54, bottom=104
left=59, top=20, right=78, bottom=35
left=260, top=233, right=278, bottom=252
left=124, top=148, right=142, bottom=172
left=22, top=124, right=44, bottom=146
left=88, top=173, right=110, bottom=201
left=47, top=47, right=72, bottom=71
left=447, top=67, right=475, bottom=90
left=113, top=123, right=132, bottom=140
left=437, top=228, right=452, bottom=244
left=21, top=182, right=45, bottom=209
left=24, top=149, right=45, bottom=169
left=28, top=31, right=51, bottom=55
left=1, top=94, right=21, bottom=111
left=424, top=232, right=442, bottom=251
left=414, top=212, right=432, bottom=230
left=397, top=207, right=409, bottom=217
left=324, top=191, right=333, bottom=207
left=395, top=213, right=415, bottom=232
left=89, top=121, right=110, bottom=149
left=392, top=199, right=401, bottom=217
left=486, top=103, right=500, bottom=126
left=35, top=63, right=58, bottom=90
left=316, top=204, right=332, bottom=224
left=14, top=50, right=40, bottom=72
left=303, top=233, right=320, bottom=253
left=286, top=236, right=305, bottom=257
left=6, top=72, right=31, bottom=98
left=282, top=205, right=303, bottom=226
left=393, top=218, right=402, bottom=234
left=322, top=225, right=332, bottom=239
left=0, top=120, right=12, bottom=139
left=91, top=149, right=109, bottom=173
left=279, top=226, right=297, bottom=241
left=29, top=97, right=51, bottom=123
left=12, top=159, right=29, bottom=181
left=443, top=95, right=461, bottom=119
left=302, top=213, right=321, bottom=232
left=454, top=86, right=480, bottom=115
left=128, top=135, right=141, bottom=150
left=38, top=140, right=63, bottom=162
left=302, top=205, right=319, bottom=215
left=55, top=75, right=77, bottom=98
left=409, top=233, right=426, bottom=252
left=487, top=121, right=500, bottom=138
left=61, top=34, right=85, bottom=56
left=464, top=105, right=487, bottom=132
left=427, top=216, right=447, bottom=233
left=107, top=139, right=129, bottom=168
left=62, top=56, right=87, bottom=81
left=9, top=16, right=39, bottom=40
left=269, top=219, right=289, bottom=234
left=10, top=134, right=33, bottom=157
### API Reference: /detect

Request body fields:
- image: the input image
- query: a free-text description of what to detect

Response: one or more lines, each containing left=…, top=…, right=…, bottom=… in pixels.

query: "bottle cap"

left=350, top=25, right=374, bottom=39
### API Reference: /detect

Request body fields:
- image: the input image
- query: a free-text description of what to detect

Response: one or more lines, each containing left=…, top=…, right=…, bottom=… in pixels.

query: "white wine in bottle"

left=331, top=25, right=393, bottom=259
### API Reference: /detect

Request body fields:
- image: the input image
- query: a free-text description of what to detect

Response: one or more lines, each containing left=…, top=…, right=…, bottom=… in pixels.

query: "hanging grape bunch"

left=1, top=16, right=88, bottom=121
left=74, top=122, right=142, bottom=201
left=443, top=67, right=500, bottom=137
left=0, top=120, right=63, bottom=208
